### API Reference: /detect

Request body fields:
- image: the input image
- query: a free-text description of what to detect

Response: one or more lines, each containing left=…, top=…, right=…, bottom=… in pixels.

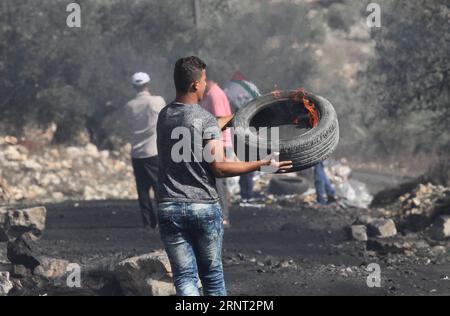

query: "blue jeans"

left=239, top=172, right=254, bottom=200
left=158, top=202, right=226, bottom=296
left=314, top=162, right=336, bottom=205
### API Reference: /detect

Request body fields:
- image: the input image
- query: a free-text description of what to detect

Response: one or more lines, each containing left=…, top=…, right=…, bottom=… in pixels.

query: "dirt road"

left=1, top=170, right=449, bottom=296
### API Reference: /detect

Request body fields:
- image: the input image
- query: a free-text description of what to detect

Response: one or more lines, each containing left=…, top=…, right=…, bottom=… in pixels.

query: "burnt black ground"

left=26, top=207, right=450, bottom=295
left=2, top=170, right=449, bottom=296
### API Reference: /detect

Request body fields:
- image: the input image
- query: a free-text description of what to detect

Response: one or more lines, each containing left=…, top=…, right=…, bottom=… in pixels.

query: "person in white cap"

left=125, top=72, right=166, bottom=229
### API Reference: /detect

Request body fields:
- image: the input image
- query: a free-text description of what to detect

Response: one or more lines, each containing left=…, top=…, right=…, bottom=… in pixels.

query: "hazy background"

left=0, top=0, right=449, bottom=178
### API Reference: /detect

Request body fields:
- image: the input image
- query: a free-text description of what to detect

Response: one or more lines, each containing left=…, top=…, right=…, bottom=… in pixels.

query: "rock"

left=12, top=265, right=32, bottom=279
left=353, top=215, right=374, bottom=226
left=51, top=192, right=65, bottom=200
left=431, top=246, right=447, bottom=255
left=85, top=143, right=100, bottom=157
left=367, top=238, right=412, bottom=255
left=0, top=272, right=13, bottom=296
left=6, top=207, right=47, bottom=239
left=34, top=257, right=70, bottom=280
left=368, top=219, right=397, bottom=238
left=66, top=146, right=83, bottom=157
left=146, top=279, right=176, bottom=296
left=414, top=240, right=430, bottom=249
left=25, top=186, right=46, bottom=201
left=433, top=202, right=450, bottom=225
left=115, top=250, right=176, bottom=296
left=349, top=225, right=368, bottom=241
left=82, top=270, right=123, bottom=296
left=23, top=160, right=42, bottom=171
left=276, top=260, right=291, bottom=269
left=4, top=136, right=18, bottom=145
left=0, top=209, right=8, bottom=242
left=7, top=235, right=42, bottom=271
left=0, top=262, right=13, bottom=273
left=0, top=137, right=138, bottom=205
left=431, top=216, right=450, bottom=240
left=264, top=257, right=277, bottom=267
left=4, top=146, right=27, bottom=161
left=412, top=197, right=421, bottom=207
left=0, top=180, right=12, bottom=202
left=400, top=214, right=433, bottom=233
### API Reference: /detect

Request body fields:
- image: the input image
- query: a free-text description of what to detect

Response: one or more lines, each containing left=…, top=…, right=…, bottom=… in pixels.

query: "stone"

left=66, top=146, right=83, bottom=157
left=0, top=180, right=11, bottom=202
left=51, top=192, right=65, bottom=200
left=146, top=279, right=177, bottom=296
left=401, top=214, right=433, bottom=233
left=431, top=246, right=447, bottom=255
left=0, top=272, right=13, bottom=296
left=353, top=215, right=374, bottom=226
left=6, top=207, right=47, bottom=239
left=23, top=160, right=42, bottom=171
left=0, top=209, right=8, bottom=242
left=7, top=235, right=42, bottom=271
left=367, top=238, right=412, bottom=255
left=350, top=225, right=368, bottom=241
left=4, top=136, right=18, bottom=145
left=34, top=257, right=70, bottom=280
left=431, top=216, right=450, bottom=240
left=115, top=250, right=176, bottom=296
left=4, top=146, right=27, bottom=161
left=85, top=143, right=100, bottom=157
left=0, top=262, right=13, bottom=274
left=12, top=265, right=32, bottom=279
left=368, top=219, right=397, bottom=238
left=276, top=260, right=291, bottom=269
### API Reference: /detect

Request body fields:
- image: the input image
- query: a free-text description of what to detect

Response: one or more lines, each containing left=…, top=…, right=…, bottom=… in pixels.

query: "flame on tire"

left=290, top=88, right=319, bottom=128
left=271, top=88, right=319, bottom=128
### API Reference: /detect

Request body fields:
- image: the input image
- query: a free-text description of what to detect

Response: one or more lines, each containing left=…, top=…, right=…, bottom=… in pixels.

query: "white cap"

left=131, top=72, right=150, bottom=86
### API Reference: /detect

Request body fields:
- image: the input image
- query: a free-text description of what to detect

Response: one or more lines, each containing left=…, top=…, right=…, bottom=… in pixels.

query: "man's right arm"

left=206, top=139, right=293, bottom=178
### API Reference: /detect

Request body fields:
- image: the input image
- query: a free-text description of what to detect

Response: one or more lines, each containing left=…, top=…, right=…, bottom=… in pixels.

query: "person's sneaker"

left=327, top=195, right=339, bottom=204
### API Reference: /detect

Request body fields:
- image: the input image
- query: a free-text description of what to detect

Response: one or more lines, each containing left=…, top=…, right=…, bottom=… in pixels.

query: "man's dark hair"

left=174, top=56, right=207, bottom=93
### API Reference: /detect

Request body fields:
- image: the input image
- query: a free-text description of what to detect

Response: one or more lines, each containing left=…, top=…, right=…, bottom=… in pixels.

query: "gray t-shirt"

left=157, top=102, right=221, bottom=203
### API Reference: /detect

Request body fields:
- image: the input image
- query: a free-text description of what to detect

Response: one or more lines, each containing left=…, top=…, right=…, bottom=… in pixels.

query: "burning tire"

left=231, top=90, right=339, bottom=172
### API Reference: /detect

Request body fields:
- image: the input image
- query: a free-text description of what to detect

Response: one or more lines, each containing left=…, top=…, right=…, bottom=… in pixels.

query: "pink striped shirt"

left=201, top=83, right=233, bottom=148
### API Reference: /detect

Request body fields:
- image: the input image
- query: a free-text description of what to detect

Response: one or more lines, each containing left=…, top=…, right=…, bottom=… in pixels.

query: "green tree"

left=0, top=0, right=328, bottom=147
left=363, top=0, right=450, bottom=154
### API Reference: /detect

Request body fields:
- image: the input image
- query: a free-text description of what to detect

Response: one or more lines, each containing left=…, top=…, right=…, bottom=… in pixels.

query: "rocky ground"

left=0, top=173, right=449, bottom=296
left=0, top=135, right=449, bottom=296
left=0, top=136, right=137, bottom=204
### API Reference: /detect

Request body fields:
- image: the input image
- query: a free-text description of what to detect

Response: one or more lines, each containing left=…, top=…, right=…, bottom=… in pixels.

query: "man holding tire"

left=156, top=56, right=293, bottom=296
